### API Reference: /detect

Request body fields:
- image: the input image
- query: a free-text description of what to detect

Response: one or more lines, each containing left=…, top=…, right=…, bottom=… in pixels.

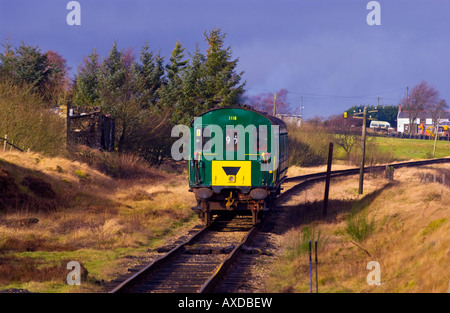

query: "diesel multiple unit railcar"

left=188, top=107, right=288, bottom=225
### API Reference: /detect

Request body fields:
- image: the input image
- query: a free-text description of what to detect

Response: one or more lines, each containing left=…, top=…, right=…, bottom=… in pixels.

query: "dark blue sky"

left=1, top=0, right=450, bottom=119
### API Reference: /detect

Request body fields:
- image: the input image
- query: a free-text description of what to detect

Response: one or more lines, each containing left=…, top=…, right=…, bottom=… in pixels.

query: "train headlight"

left=228, top=175, right=235, bottom=182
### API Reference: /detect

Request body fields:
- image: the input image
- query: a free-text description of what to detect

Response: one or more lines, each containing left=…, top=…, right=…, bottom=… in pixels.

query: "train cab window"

left=225, top=129, right=239, bottom=151
left=196, top=126, right=218, bottom=153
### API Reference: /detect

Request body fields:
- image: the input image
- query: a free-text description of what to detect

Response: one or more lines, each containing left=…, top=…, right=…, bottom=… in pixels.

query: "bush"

left=0, top=81, right=65, bottom=155
left=288, top=123, right=334, bottom=167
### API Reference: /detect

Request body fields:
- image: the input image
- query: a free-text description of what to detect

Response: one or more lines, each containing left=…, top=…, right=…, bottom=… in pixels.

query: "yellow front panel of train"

left=212, top=161, right=251, bottom=186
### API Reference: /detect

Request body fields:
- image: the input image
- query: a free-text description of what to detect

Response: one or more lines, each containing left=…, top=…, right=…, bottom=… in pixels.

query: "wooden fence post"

left=323, top=142, right=333, bottom=217
left=3, top=134, right=7, bottom=152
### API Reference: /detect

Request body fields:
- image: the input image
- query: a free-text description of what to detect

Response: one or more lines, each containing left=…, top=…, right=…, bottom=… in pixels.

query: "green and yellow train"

left=188, top=106, right=288, bottom=225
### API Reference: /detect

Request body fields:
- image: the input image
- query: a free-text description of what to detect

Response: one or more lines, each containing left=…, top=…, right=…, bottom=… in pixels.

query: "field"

left=372, top=136, right=450, bottom=160
left=332, top=134, right=450, bottom=164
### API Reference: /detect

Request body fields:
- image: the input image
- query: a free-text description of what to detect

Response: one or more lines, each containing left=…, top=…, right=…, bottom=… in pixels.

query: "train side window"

left=252, top=126, right=268, bottom=153
left=258, top=126, right=268, bottom=152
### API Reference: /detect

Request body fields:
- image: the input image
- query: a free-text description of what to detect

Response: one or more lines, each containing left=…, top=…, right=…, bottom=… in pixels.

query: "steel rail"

left=109, top=225, right=208, bottom=293
left=198, top=225, right=258, bottom=293
left=284, top=157, right=450, bottom=183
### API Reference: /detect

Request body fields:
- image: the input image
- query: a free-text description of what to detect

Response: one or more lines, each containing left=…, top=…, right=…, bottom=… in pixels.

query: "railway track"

left=109, top=157, right=450, bottom=293
left=109, top=214, right=257, bottom=293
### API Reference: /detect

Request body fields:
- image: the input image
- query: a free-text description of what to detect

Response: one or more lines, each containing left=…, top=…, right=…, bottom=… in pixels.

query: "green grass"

left=370, top=136, right=450, bottom=160
left=422, top=218, right=448, bottom=236
left=345, top=207, right=375, bottom=242
left=285, top=225, right=329, bottom=260
left=74, top=170, right=89, bottom=179
left=333, top=135, right=450, bottom=162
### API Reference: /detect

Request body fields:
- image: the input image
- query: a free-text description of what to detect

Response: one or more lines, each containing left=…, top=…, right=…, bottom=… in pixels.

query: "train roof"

left=190, top=106, right=288, bottom=130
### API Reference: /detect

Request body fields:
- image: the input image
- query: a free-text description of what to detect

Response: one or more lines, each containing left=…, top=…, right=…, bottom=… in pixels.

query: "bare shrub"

left=0, top=81, right=65, bottom=155
left=70, top=145, right=158, bottom=180
left=288, top=123, right=334, bottom=167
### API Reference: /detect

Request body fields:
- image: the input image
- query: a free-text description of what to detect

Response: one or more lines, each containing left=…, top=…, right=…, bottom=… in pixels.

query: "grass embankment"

left=0, top=151, right=196, bottom=292
left=267, top=164, right=450, bottom=292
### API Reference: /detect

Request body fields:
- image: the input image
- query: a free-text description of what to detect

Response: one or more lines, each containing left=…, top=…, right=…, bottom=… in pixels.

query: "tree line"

left=0, top=28, right=246, bottom=163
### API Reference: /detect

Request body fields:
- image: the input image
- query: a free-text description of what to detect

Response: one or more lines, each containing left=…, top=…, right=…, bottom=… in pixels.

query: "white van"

left=369, top=121, right=391, bottom=131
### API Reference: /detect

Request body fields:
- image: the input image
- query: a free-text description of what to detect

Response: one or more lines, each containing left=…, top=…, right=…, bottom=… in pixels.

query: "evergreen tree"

left=176, top=46, right=207, bottom=125
left=345, top=104, right=399, bottom=128
left=202, top=28, right=245, bottom=109
left=0, top=38, right=15, bottom=82
left=133, top=43, right=165, bottom=109
left=73, top=49, right=101, bottom=107
left=0, top=40, right=67, bottom=107
left=98, top=42, right=142, bottom=152
left=159, top=41, right=189, bottom=123
left=166, top=40, right=188, bottom=82
left=98, top=42, right=127, bottom=108
left=13, top=42, right=49, bottom=93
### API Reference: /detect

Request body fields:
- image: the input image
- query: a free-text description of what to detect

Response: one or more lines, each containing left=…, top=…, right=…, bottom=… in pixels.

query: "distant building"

left=275, top=113, right=302, bottom=127
left=396, top=104, right=450, bottom=134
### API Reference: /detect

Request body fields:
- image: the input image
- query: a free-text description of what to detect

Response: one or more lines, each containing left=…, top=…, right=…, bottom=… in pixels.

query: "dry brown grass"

left=0, top=150, right=196, bottom=292
left=267, top=164, right=450, bottom=293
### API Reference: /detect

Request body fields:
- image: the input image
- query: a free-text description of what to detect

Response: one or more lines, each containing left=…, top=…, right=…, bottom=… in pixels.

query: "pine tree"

left=159, top=41, right=189, bottom=123
left=98, top=42, right=127, bottom=109
left=176, top=46, right=207, bottom=125
left=0, top=38, right=15, bottom=82
left=166, top=40, right=188, bottom=82
left=98, top=42, right=141, bottom=152
left=202, top=28, right=245, bottom=109
left=133, top=43, right=165, bottom=109
left=73, top=49, right=100, bottom=107
left=13, top=42, right=49, bottom=93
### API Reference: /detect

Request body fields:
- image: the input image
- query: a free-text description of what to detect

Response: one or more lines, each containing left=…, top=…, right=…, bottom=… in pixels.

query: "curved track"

left=109, top=157, right=450, bottom=293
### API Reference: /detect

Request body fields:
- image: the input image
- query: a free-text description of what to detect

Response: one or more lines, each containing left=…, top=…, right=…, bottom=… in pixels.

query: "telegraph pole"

left=273, top=93, right=277, bottom=116
left=359, top=107, right=367, bottom=195
left=353, top=105, right=377, bottom=194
